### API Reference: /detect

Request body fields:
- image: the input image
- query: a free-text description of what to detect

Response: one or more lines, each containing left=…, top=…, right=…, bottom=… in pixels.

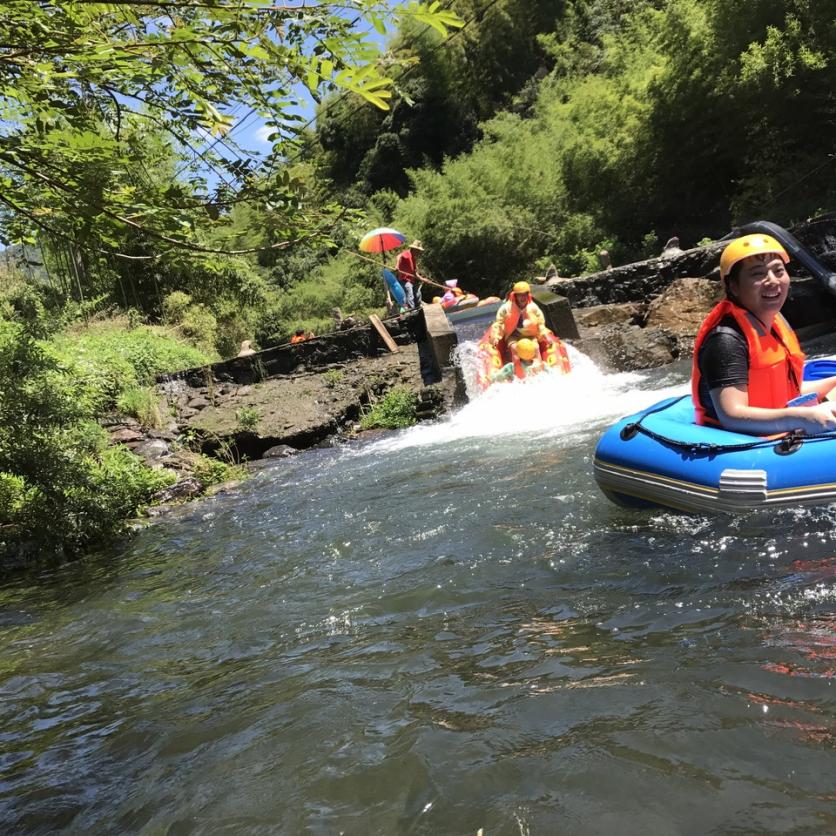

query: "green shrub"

left=161, top=291, right=193, bottom=324
left=254, top=249, right=384, bottom=345
left=235, top=406, right=260, bottom=431
left=116, top=386, right=165, bottom=429
left=0, top=472, right=28, bottom=521
left=323, top=369, right=344, bottom=387
left=191, top=454, right=240, bottom=488
left=179, top=303, right=218, bottom=353
left=360, top=387, right=419, bottom=430
left=52, top=319, right=211, bottom=413
left=90, top=447, right=176, bottom=521
left=0, top=318, right=176, bottom=562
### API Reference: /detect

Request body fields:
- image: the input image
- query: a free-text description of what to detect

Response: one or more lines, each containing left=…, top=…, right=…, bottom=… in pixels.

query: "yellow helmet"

left=516, top=338, right=538, bottom=361
left=719, top=234, right=789, bottom=280
left=512, top=281, right=531, bottom=294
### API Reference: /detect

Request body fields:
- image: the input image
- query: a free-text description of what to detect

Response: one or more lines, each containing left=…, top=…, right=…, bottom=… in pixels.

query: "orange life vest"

left=290, top=334, right=307, bottom=344
left=502, top=294, right=542, bottom=338
left=691, top=300, right=805, bottom=426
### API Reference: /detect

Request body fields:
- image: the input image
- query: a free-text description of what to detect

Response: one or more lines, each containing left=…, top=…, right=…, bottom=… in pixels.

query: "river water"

left=1, top=346, right=834, bottom=834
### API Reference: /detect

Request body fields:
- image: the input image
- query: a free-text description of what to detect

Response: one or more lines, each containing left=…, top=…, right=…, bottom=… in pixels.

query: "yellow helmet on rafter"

left=719, top=234, right=789, bottom=280
left=516, top=338, right=538, bottom=361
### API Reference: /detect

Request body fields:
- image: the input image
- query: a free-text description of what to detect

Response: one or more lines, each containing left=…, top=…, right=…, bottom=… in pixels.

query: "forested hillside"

left=1, top=0, right=834, bottom=561
left=305, top=0, right=836, bottom=297
left=3, top=0, right=834, bottom=333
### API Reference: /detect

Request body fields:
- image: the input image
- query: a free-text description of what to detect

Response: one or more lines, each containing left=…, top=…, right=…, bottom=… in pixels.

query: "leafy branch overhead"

left=0, top=0, right=463, bottom=255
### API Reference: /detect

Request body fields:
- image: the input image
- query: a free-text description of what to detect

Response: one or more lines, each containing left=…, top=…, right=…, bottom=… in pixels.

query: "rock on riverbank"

left=166, top=344, right=451, bottom=457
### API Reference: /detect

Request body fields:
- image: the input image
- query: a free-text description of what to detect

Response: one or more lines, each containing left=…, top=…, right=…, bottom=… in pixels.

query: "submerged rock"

left=151, top=477, right=203, bottom=505
left=263, top=444, right=299, bottom=459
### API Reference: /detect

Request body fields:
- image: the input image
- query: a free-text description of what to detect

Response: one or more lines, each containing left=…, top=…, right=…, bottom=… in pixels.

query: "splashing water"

left=365, top=341, right=688, bottom=453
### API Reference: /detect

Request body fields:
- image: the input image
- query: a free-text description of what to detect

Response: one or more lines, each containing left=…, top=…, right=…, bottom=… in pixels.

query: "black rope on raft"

left=617, top=395, right=836, bottom=456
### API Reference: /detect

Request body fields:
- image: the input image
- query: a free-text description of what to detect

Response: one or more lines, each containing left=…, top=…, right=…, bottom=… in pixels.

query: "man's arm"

left=490, top=304, right=509, bottom=345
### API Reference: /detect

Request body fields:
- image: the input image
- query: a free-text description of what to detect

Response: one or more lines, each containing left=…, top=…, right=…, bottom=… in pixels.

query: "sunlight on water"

left=5, top=341, right=836, bottom=834
left=366, top=342, right=688, bottom=453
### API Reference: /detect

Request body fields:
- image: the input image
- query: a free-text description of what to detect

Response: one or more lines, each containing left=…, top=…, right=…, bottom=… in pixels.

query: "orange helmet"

left=719, top=234, right=789, bottom=280
left=516, top=338, right=538, bottom=361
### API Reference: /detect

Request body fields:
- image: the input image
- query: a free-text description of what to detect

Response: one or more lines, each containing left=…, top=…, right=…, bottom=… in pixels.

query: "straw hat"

left=408, top=239, right=424, bottom=251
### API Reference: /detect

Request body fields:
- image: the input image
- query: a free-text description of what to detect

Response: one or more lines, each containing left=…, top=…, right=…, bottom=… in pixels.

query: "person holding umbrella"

left=395, top=240, right=427, bottom=310
left=359, top=227, right=408, bottom=313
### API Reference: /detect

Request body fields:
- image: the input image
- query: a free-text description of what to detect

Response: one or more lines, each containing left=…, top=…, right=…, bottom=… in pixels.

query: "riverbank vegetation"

left=1, top=0, right=834, bottom=564
left=361, top=388, right=420, bottom=431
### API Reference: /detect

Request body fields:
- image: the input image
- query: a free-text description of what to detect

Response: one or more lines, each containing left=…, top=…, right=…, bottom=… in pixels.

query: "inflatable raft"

left=441, top=293, right=480, bottom=311
left=474, top=328, right=571, bottom=390
left=594, top=360, right=836, bottom=513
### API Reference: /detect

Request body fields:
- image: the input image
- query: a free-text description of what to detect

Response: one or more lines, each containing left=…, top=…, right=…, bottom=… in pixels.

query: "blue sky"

left=205, top=16, right=395, bottom=183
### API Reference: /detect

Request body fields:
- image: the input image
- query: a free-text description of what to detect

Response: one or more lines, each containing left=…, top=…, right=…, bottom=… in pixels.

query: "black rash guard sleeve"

left=697, top=319, right=749, bottom=421
left=700, top=328, right=749, bottom=389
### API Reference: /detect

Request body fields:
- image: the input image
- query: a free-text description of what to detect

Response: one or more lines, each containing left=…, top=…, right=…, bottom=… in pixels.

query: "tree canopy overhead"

left=0, top=0, right=462, bottom=256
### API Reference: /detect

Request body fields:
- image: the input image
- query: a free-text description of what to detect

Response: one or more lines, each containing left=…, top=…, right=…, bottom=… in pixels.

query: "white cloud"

left=255, top=124, right=274, bottom=145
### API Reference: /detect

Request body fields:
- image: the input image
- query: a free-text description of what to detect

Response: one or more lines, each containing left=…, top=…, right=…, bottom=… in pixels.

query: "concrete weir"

left=157, top=309, right=435, bottom=388
left=425, top=290, right=580, bottom=392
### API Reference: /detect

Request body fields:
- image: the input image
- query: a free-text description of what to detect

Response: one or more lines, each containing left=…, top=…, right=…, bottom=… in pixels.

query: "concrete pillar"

left=421, top=303, right=459, bottom=382
left=531, top=287, right=579, bottom=340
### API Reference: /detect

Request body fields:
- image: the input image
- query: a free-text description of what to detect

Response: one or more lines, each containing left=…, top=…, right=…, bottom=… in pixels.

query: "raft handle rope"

left=619, top=395, right=836, bottom=456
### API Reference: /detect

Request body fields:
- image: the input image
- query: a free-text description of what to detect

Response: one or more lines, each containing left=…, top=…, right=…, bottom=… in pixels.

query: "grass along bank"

left=0, top=303, right=240, bottom=569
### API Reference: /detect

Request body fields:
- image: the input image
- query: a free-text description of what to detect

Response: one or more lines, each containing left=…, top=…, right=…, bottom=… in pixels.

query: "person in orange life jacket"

left=489, top=281, right=548, bottom=361
left=692, top=233, right=836, bottom=435
left=290, top=328, right=307, bottom=345
left=395, top=240, right=426, bottom=310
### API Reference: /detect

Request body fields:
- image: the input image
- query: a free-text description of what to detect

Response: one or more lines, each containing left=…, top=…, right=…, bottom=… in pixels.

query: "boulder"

left=204, top=480, right=244, bottom=497
left=263, top=444, right=298, bottom=458
left=109, top=427, right=144, bottom=444
left=644, top=277, right=723, bottom=336
left=579, top=325, right=677, bottom=372
left=150, top=476, right=203, bottom=505
left=132, top=438, right=172, bottom=468
left=573, top=302, right=645, bottom=328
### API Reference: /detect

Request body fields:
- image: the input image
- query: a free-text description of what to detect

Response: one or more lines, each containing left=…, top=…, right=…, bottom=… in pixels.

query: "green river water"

left=0, top=351, right=834, bottom=834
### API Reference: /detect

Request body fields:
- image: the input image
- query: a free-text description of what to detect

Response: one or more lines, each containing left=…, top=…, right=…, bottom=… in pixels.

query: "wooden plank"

left=369, top=314, right=399, bottom=352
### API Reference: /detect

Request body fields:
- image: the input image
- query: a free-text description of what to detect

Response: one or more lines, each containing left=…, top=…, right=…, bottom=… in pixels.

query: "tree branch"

left=0, top=192, right=155, bottom=260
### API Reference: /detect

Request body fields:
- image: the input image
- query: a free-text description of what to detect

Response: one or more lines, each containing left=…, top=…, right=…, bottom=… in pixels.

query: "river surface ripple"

left=0, top=355, right=834, bottom=835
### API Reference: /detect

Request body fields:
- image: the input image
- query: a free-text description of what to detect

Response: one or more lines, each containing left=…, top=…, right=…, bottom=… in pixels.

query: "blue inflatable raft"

left=594, top=360, right=836, bottom=513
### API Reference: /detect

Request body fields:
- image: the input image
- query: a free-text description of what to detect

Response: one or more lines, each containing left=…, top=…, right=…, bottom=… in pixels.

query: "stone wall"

left=157, top=309, right=428, bottom=387
left=546, top=216, right=836, bottom=309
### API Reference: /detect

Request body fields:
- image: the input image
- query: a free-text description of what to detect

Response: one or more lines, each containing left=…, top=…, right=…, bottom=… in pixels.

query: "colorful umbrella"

left=359, top=227, right=406, bottom=254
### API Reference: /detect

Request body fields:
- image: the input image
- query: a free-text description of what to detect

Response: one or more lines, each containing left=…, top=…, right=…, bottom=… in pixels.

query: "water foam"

left=363, top=344, right=688, bottom=454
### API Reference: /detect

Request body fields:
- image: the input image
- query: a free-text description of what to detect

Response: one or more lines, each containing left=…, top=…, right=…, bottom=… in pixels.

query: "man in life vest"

left=489, top=281, right=549, bottom=363
left=692, top=233, right=836, bottom=435
left=290, top=328, right=308, bottom=345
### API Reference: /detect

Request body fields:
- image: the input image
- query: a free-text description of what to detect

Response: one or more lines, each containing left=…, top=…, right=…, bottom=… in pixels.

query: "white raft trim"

left=717, top=468, right=767, bottom=504
left=593, top=458, right=836, bottom=514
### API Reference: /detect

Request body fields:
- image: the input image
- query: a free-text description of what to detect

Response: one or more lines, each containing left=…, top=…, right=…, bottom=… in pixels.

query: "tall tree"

left=316, top=0, right=564, bottom=193
left=0, top=0, right=462, bottom=260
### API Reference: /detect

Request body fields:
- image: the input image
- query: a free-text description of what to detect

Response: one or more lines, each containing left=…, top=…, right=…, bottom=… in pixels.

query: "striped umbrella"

left=359, top=227, right=406, bottom=254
